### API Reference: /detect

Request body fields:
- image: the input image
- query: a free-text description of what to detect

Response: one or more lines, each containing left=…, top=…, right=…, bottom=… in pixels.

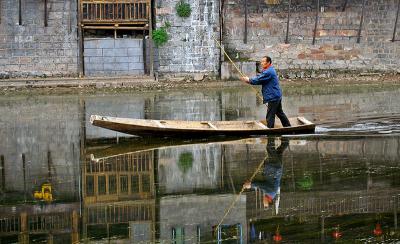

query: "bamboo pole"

left=211, top=35, right=245, bottom=77
left=214, top=152, right=269, bottom=234
left=211, top=35, right=264, bottom=103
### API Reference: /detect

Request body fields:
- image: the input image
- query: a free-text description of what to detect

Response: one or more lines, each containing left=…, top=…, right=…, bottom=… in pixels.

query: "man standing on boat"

left=240, top=56, right=291, bottom=128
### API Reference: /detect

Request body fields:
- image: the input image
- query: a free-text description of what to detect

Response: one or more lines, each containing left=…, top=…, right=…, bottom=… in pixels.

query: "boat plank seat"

left=154, top=120, right=165, bottom=128
left=201, top=121, right=218, bottom=130
left=245, top=121, right=268, bottom=129
left=255, top=121, right=268, bottom=129
left=297, top=117, right=312, bottom=125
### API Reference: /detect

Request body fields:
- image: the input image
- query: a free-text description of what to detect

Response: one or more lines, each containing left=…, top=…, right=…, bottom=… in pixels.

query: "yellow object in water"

left=33, top=183, right=53, bottom=202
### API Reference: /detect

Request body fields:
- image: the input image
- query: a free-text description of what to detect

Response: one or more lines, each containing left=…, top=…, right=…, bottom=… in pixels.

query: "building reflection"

left=82, top=150, right=156, bottom=242
left=0, top=203, right=79, bottom=243
left=86, top=136, right=400, bottom=242
left=1, top=136, right=399, bottom=242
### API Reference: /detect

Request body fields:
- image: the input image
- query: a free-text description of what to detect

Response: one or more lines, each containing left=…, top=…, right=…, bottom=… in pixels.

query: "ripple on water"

left=316, top=115, right=400, bottom=135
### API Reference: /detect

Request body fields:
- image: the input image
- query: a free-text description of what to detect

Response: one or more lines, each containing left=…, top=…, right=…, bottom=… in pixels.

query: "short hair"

left=263, top=56, right=272, bottom=64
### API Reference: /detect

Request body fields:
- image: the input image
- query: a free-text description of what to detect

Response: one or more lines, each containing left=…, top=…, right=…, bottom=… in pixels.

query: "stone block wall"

left=0, top=0, right=78, bottom=78
left=84, top=38, right=145, bottom=76
left=154, top=0, right=220, bottom=77
left=223, top=0, right=400, bottom=73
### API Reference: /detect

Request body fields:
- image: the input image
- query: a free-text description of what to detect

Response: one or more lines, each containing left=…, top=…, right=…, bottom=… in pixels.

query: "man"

left=240, top=56, right=291, bottom=128
left=243, top=137, right=289, bottom=209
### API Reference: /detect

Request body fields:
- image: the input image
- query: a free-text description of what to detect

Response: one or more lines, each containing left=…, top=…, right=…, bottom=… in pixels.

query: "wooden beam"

left=342, top=0, right=348, bottom=12
left=143, top=30, right=147, bottom=74
left=149, top=0, right=154, bottom=77
left=394, top=195, right=398, bottom=230
left=22, top=154, right=26, bottom=202
left=19, top=0, right=22, bottom=25
left=393, top=0, right=400, bottom=42
left=244, top=0, right=248, bottom=44
left=82, top=25, right=148, bottom=30
left=78, top=0, right=84, bottom=77
left=1, top=155, right=5, bottom=192
left=44, top=0, right=48, bottom=27
left=357, top=0, right=366, bottom=43
left=285, top=0, right=291, bottom=44
left=312, top=0, right=319, bottom=45
left=69, top=0, right=72, bottom=33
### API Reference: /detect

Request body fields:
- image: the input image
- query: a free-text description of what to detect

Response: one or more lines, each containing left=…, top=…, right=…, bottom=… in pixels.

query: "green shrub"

left=153, top=27, right=168, bottom=47
left=176, top=1, right=192, bottom=18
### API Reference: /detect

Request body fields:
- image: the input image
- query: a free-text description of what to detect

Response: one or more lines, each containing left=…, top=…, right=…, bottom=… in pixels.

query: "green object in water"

left=178, top=152, right=193, bottom=173
left=297, top=174, right=314, bottom=190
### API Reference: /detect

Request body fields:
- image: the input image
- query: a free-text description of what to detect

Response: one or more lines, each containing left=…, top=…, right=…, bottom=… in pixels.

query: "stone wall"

left=223, top=0, right=400, bottom=74
left=84, top=38, right=144, bottom=76
left=154, top=0, right=221, bottom=78
left=0, top=0, right=78, bottom=78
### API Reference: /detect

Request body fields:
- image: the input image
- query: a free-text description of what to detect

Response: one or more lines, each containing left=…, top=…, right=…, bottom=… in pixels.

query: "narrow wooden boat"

left=90, top=115, right=315, bottom=137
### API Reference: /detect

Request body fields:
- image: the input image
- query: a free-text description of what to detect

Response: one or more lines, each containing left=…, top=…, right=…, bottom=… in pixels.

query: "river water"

left=0, top=82, right=399, bottom=243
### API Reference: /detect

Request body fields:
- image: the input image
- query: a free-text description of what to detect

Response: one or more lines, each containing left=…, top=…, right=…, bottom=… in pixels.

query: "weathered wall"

left=0, top=0, right=78, bottom=78
left=224, top=0, right=400, bottom=74
left=0, top=95, right=81, bottom=201
left=160, top=194, right=247, bottom=242
left=154, top=0, right=221, bottom=77
left=84, top=38, right=144, bottom=76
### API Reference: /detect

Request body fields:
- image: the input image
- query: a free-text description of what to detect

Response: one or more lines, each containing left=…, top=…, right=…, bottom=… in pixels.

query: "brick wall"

left=84, top=38, right=145, bottom=76
left=0, top=0, right=78, bottom=78
left=154, top=0, right=220, bottom=77
left=223, top=0, right=400, bottom=73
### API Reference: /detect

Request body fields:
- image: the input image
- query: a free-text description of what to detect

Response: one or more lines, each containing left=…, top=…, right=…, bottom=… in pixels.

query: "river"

left=0, top=82, right=399, bottom=243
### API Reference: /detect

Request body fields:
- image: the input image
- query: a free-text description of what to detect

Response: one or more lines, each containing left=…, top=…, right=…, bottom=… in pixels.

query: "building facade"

left=0, top=0, right=399, bottom=79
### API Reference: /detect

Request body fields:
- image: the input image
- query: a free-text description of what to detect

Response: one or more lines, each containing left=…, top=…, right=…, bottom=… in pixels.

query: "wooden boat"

left=90, top=115, right=315, bottom=137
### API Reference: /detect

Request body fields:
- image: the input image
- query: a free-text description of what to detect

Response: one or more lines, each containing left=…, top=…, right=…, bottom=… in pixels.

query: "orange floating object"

left=373, top=223, right=383, bottom=236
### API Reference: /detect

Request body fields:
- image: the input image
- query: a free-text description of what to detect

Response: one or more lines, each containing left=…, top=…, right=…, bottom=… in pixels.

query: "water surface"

left=0, top=83, right=399, bottom=243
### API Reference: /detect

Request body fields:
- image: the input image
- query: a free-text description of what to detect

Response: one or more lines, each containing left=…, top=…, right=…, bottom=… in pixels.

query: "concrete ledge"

left=0, top=76, right=156, bottom=89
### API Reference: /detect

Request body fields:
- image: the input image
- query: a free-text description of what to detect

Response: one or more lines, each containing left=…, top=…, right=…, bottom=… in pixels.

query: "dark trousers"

left=266, top=99, right=291, bottom=128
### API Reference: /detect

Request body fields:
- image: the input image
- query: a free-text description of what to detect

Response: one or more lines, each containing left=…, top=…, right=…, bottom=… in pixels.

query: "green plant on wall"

left=176, top=0, right=192, bottom=18
left=153, top=27, right=168, bottom=47
left=178, top=151, right=193, bottom=174
left=152, top=22, right=171, bottom=47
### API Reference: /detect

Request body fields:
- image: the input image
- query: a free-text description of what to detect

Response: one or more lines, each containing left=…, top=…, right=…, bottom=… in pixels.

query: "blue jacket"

left=250, top=163, right=282, bottom=200
left=249, top=66, right=282, bottom=103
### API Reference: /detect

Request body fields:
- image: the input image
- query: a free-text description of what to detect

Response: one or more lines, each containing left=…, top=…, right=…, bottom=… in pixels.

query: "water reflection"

left=0, top=135, right=399, bottom=242
left=244, top=137, right=288, bottom=211
left=1, top=84, right=400, bottom=242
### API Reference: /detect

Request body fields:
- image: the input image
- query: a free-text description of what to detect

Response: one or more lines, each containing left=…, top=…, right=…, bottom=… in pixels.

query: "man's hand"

left=240, top=76, right=250, bottom=84
left=243, top=181, right=251, bottom=190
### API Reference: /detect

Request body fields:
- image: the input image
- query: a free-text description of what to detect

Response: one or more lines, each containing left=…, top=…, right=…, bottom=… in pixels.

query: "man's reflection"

left=243, top=137, right=289, bottom=209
